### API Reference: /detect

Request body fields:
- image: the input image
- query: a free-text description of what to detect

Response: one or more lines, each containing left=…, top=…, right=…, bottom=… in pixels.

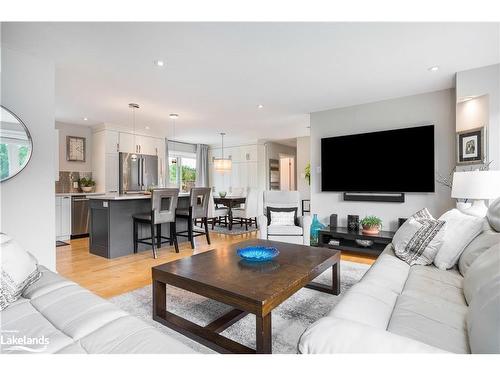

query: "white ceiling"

left=2, top=22, right=499, bottom=146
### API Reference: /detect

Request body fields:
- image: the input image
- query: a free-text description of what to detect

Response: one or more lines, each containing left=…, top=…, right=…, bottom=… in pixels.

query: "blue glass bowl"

left=236, top=246, right=279, bottom=262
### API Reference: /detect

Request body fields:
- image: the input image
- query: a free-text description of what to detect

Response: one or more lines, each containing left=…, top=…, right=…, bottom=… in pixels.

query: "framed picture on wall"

left=456, top=126, right=485, bottom=165
left=66, top=136, right=86, bottom=162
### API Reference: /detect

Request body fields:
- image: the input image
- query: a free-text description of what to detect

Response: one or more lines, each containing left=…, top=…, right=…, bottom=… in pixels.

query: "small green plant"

left=79, top=177, right=96, bottom=187
left=304, top=163, right=311, bottom=185
left=360, top=215, right=383, bottom=228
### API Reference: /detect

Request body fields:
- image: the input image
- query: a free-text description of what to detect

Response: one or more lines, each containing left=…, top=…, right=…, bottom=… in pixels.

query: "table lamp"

left=451, top=171, right=500, bottom=217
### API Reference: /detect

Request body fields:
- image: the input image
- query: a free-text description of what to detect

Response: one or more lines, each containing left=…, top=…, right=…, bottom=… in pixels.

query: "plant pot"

left=362, top=225, right=380, bottom=235
left=81, top=186, right=94, bottom=193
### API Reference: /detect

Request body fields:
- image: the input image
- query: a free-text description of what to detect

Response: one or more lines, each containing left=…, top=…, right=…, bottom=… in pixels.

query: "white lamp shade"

left=451, top=171, right=500, bottom=200
left=214, top=158, right=232, bottom=172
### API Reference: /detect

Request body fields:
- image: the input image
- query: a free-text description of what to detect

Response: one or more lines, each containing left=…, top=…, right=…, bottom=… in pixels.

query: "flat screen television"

left=321, top=125, right=435, bottom=193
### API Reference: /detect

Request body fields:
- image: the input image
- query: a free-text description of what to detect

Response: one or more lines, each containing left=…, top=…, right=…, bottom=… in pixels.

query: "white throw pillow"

left=393, top=211, right=445, bottom=266
left=0, top=233, right=41, bottom=311
left=433, top=209, right=484, bottom=270
left=270, top=211, right=295, bottom=226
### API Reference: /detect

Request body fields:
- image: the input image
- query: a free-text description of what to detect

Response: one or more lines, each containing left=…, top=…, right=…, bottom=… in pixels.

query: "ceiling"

left=2, top=22, right=499, bottom=146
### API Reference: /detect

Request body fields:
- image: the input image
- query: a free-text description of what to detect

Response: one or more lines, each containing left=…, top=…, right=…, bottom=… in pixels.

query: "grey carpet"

left=206, top=224, right=258, bottom=235
left=110, top=260, right=369, bottom=353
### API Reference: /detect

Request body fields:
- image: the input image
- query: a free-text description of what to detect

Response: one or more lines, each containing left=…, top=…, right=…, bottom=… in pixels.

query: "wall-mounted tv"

left=321, top=125, right=435, bottom=193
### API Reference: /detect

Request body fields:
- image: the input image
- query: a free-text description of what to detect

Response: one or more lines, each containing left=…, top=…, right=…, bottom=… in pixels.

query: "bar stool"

left=133, top=188, right=180, bottom=258
left=176, top=187, right=211, bottom=249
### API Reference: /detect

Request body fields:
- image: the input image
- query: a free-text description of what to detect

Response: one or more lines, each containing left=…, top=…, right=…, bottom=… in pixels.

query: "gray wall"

left=310, top=89, right=456, bottom=231
left=1, top=46, right=56, bottom=270
left=55, top=121, right=93, bottom=172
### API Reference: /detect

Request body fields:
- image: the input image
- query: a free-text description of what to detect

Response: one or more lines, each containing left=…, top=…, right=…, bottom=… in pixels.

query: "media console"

left=317, top=226, right=395, bottom=256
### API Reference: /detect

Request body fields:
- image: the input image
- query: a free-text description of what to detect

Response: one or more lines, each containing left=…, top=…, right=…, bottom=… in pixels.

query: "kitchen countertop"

left=56, top=192, right=106, bottom=197
left=88, top=192, right=191, bottom=200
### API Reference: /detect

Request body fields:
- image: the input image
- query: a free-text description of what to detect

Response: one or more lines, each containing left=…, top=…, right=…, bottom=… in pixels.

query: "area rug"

left=110, top=260, right=369, bottom=354
left=200, top=224, right=258, bottom=235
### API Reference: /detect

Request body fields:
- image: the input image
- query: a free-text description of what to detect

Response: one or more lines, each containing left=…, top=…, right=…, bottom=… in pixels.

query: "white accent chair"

left=258, top=191, right=312, bottom=245
left=232, top=188, right=261, bottom=230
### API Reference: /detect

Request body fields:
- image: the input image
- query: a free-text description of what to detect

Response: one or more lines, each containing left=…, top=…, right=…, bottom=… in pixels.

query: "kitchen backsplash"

left=56, top=171, right=92, bottom=193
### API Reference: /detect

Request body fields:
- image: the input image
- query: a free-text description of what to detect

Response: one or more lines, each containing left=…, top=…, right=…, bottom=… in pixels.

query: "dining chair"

left=231, top=188, right=261, bottom=230
left=176, top=187, right=211, bottom=248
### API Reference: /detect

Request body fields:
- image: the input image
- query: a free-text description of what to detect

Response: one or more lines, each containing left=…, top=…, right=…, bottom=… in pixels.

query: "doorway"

left=279, top=154, right=295, bottom=191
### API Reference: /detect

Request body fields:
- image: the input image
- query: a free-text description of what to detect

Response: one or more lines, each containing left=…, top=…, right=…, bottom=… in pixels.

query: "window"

left=169, top=154, right=197, bottom=193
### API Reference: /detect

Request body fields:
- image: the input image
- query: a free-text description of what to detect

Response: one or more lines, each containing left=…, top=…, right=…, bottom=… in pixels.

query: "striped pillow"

left=393, top=209, right=446, bottom=266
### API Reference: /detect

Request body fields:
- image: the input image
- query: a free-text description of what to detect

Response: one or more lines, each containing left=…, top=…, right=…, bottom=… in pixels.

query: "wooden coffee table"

left=152, top=239, right=340, bottom=354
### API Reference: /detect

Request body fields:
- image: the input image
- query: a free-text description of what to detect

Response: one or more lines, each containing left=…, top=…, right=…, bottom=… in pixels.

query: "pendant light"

left=214, top=132, right=232, bottom=172
left=128, top=103, right=140, bottom=161
left=169, top=114, right=178, bottom=164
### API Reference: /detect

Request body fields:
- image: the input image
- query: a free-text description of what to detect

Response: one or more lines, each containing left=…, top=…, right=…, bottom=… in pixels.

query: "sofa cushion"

left=486, top=197, right=500, bottom=231
left=359, top=249, right=410, bottom=294
left=463, top=244, right=500, bottom=305
left=434, top=209, right=484, bottom=270
left=458, top=220, right=500, bottom=276
left=388, top=294, right=469, bottom=353
left=467, top=275, right=500, bottom=353
left=267, top=225, right=303, bottom=236
left=402, top=265, right=466, bottom=307
left=328, top=281, right=398, bottom=329
left=0, top=234, right=41, bottom=311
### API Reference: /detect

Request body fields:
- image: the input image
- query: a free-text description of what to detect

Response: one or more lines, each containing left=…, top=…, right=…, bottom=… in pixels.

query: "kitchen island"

left=88, top=193, right=191, bottom=258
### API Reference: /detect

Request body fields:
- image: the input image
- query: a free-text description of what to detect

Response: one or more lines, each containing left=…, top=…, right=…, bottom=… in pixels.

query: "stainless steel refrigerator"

left=119, top=152, right=158, bottom=194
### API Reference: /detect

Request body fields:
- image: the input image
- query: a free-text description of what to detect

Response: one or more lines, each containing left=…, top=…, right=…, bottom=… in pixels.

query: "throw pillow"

left=392, top=209, right=446, bottom=266
left=0, top=233, right=41, bottom=311
left=266, top=207, right=298, bottom=226
left=269, top=210, right=296, bottom=226
left=433, top=209, right=484, bottom=270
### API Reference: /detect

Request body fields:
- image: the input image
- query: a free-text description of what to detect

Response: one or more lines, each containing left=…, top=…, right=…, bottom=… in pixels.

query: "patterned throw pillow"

left=393, top=208, right=446, bottom=266
left=0, top=234, right=41, bottom=311
left=266, top=207, right=298, bottom=226
left=269, top=210, right=296, bottom=226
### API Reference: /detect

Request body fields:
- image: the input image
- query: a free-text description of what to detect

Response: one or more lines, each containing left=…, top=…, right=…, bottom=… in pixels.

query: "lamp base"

left=459, top=200, right=488, bottom=217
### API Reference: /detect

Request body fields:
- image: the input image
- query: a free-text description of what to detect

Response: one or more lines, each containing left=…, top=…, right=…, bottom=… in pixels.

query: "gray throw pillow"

left=393, top=208, right=446, bottom=266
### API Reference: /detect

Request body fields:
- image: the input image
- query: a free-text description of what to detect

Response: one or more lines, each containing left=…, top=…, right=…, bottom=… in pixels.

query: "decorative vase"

left=362, top=225, right=380, bottom=235
left=81, top=186, right=94, bottom=193
left=310, top=214, right=326, bottom=246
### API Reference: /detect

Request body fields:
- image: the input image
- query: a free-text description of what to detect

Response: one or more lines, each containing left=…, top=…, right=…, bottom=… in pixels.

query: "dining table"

left=213, top=196, right=246, bottom=230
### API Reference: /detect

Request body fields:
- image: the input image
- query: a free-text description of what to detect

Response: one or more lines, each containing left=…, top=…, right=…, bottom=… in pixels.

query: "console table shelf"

left=318, top=226, right=395, bottom=256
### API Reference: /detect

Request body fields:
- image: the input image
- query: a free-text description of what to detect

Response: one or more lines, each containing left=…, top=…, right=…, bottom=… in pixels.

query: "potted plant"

left=79, top=177, right=96, bottom=193
left=304, top=163, right=311, bottom=185
left=360, top=215, right=383, bottom=235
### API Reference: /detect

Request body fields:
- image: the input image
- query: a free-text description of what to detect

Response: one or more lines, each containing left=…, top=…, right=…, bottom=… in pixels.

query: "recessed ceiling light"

left=83, top=117, right=88, bottom=121
left=154, top=60, right=164, bottom=67
left=169, top=114, right=179, bottom=119
left=428, top=66, right=439, bottom=72
left=145, top=126, right=150, bottom=130
left=258, top=104, right=264, bottom=109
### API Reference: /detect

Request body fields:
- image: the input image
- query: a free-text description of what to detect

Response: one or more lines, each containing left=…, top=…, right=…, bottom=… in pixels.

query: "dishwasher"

left=71, top=195, right=90, bottom=237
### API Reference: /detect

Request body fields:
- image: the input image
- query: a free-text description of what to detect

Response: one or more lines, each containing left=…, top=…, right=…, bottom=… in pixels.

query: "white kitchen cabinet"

left=239, top=145, right=258, bottom=162
left=55, top=195, right=71, bottom=240
left=118, top=132, right=135, bottom=153
left=105, top=130, right=119, bottom=153
left=154, top=138, right=166, bottom=186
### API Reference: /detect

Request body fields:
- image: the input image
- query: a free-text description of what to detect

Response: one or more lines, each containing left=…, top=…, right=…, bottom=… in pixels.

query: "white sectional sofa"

left=298, top=200, right=500, bottom=354
left=0, top=266, right=195, bottom=354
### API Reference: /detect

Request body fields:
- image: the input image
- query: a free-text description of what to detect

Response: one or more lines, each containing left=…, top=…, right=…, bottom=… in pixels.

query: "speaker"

left=347, top=215, right=359, bottom=231
left=398, top=218, right=408, bottom=228
left=329, top=214, right=338, bottom=229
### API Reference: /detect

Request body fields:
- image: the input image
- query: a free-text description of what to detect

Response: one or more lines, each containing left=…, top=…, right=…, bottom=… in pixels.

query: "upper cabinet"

left=105, top=130, right=119, bottom=153
left=118, top=132, right=135, bottom=153
left=118, top=132, right=158, bottom=155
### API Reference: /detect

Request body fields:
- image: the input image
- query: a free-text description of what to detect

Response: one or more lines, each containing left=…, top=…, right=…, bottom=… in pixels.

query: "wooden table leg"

left=256, top=313, right=272, bottom=354
left=332, top=262, right=340, bottom=295
left=153, top=279, right=167, bottom=318
left=228, top=202, right=233, bottom=231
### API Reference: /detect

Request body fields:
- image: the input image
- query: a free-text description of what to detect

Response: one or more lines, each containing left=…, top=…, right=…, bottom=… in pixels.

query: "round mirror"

left=0, top=105, right=33, bottom=182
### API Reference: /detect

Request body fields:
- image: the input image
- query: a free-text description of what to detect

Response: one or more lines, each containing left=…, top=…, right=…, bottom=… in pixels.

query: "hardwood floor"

left=56, top=231, right=376, bottom=299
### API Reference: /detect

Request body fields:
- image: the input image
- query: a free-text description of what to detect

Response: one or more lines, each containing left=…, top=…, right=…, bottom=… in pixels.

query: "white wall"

left=456, top=64, right=500, bottom=170
left=0, top=46, right=56, bottom=270
left=296, top=136, right=311, bottom=200
left=310, top=89, right=456, bottom=231
left=55, top=121, right=93, bottom=172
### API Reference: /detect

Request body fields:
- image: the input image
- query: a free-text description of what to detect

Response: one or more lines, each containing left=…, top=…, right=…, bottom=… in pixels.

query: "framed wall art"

left=66, top=136, right=86, bottom=162
left=456, top=126, right=485, bottom=165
